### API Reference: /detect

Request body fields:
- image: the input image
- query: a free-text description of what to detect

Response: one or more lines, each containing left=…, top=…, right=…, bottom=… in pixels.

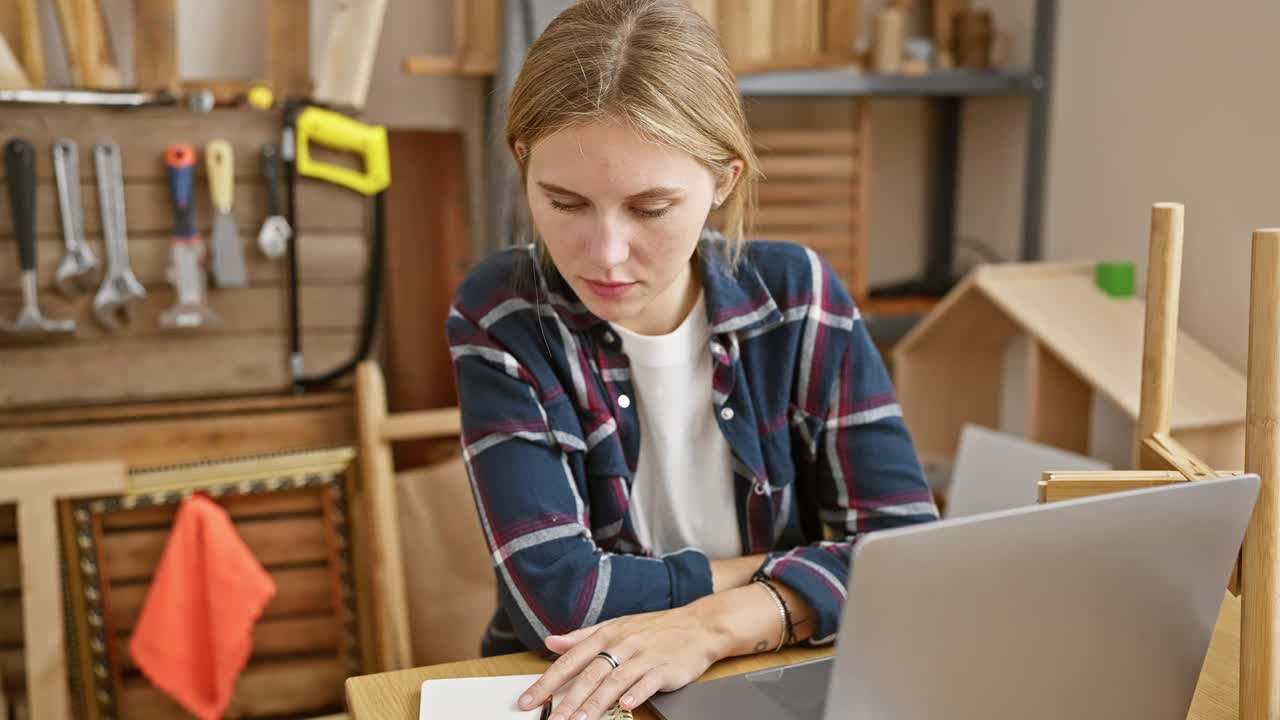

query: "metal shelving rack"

left=737, top=0, right=1057, bottom=341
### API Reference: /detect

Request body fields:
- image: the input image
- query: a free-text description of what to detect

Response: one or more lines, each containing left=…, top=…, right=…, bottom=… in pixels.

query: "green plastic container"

left=1095, top=262, right=1136, bottom=298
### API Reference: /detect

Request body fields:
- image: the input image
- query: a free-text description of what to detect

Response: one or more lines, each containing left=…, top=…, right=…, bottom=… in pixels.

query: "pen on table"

left=538, top=697, right=552, bottom=720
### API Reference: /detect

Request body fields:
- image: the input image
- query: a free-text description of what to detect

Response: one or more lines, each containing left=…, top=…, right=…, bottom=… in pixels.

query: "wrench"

left=52, top=139, right=101, bottom=296
left=92, top=143, right=146, bottom=329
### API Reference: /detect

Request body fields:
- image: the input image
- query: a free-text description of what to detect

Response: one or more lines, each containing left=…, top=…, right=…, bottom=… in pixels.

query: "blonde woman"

left=447, top=1, right=938, bottom=717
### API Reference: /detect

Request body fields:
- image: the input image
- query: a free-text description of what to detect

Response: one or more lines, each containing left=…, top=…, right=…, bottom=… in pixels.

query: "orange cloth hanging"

left=128, top=494, right=276, bottom=720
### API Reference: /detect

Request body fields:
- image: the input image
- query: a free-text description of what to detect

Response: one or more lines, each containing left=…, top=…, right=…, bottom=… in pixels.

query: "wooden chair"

left=1039, top=205, right=1280, bottom=718
left=355, top=361, right=496, bottom=672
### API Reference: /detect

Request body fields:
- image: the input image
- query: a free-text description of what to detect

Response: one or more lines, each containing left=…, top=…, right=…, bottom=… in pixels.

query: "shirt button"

left=618, top=394, right=632, bottom=409
left=720, top=407, right=735, bottom=421
left=603, top=330, right=617, bottom=345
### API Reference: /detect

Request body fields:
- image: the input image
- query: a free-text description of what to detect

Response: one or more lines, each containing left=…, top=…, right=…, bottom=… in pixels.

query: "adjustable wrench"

left=52, top=139, right=101, bottom=296
left=92, top=143, right=146, bottom=329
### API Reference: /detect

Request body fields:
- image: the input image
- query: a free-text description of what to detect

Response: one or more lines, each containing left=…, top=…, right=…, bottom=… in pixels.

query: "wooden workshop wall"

left=0, top=106, right=371, bottom=410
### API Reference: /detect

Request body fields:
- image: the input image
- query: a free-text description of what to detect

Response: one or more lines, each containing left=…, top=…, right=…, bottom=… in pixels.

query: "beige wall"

left=90, top=0, right=1276, bottom=370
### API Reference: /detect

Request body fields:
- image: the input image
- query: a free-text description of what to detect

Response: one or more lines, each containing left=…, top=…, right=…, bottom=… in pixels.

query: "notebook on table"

left=419, top=674, right=634, bottom=719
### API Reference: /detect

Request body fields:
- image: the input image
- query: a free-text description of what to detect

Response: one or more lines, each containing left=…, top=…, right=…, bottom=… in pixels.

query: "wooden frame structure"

left=1039, top=204, right=1280, bottom=718
left=354, top=361, right=462, bottom=672
left=892, top=257, right=1248, bottom=471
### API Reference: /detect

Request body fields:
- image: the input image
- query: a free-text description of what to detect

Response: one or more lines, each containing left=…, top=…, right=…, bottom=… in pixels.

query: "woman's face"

left=520, top=117, right=739, bottom=335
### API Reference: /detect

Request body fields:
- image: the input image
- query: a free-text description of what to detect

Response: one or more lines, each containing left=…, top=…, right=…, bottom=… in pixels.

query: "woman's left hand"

left=517, top=602, right=729, bottom=720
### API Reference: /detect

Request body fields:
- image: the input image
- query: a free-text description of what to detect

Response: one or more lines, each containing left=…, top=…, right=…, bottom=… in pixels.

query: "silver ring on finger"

left=595, top=651, right=621, bottom=670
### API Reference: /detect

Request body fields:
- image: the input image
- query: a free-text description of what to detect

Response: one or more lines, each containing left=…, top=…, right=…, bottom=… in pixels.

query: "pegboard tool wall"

left=0, top=106, right=373, bottom=410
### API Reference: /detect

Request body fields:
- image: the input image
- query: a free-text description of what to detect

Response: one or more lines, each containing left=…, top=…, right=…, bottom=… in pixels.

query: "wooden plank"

left=1025, top=339, right=1091, bottom=455
left=385, top=131, right=470, bottom=468
left=113, top=613, right=338, bottom=671
left=0, top=231, right=368, bottom=291
left=314, top=0, right=388, bottom=109
left=974, top=265, right=1247, bottom=430
left=101, top=515, right=331, bottom=582
left=717, top=0, right=772, bottom=70
left=0, top=331, right=360, bottom=408
left=1039, top=475, right=1185, bottom=503
left=101, top=488, right=324, bottom=531
left=0, top=390, right=347, bottom=429
left=0, top=545, right=15, bottom=593
left=118, top=655, right=345, bottom=719
left=76, top=0, right=100, bottom=87
left=108, top=564, right=336, bottom=631
left=0, top=404, right=354, bottom=469
left=15, top=0, right=43, bottom=88
left=755, top=205, right=857, bottom=229
left=0, top=180, right=366, bottom=237
left=753, top=128, right=858, bottom=152
left=0, top=285, right=363, bottom=342
left=822, top=0, right=859, bottom=59
left=0, top=32, right=28, bottom=90
left=266, top=0, right=312, bottom=98
left=0, top=593, right=20, bottom=647
left=132, top=0, right=177, bottom=91
left=756, top=180, right=855, bottom=204
left=759, top=153, right=858, bottom=179
left=771, top=0, right=820, bottom=62
left=452, top=0, right=500, bottom=77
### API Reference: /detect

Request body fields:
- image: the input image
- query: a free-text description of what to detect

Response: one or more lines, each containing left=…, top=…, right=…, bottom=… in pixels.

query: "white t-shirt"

left=611, top=293, right=741, bottom=560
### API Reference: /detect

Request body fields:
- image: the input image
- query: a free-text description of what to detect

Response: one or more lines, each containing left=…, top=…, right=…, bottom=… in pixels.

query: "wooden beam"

left=1136, top=203, right=1185, bottom=469
left=1038, top=471, right=1187, bottom=503
left=75, top=0, right=100, bottom=87
left=15, top=0, right=43, bottom=87
left=355, top=362, right=413, bottom=671
left=314, top=0, right=389, bottom=109
left=133, top=0, right=177, bottom=91
left=266, top=0, right=312, bottom=98
left=1146, top=432, right=1218, bottom=480
left=0, top=461, right=127, bottom=720
left=0, top=32, right=29, bottom=89
left=380, top=409, right=461, bottom=443
left=1242, top=227, right=1280, bottom=719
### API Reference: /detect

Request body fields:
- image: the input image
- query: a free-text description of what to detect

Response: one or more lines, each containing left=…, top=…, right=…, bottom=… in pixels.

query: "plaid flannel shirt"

left=447, top=234, right=938, bottom=657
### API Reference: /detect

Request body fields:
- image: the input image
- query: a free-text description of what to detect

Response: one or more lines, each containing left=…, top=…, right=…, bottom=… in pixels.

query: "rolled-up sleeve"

left=448, top=306, right=713, bottom=653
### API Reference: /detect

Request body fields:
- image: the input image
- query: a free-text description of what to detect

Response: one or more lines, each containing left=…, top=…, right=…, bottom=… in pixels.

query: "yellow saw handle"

left=295, top=106, right=390, bottom=196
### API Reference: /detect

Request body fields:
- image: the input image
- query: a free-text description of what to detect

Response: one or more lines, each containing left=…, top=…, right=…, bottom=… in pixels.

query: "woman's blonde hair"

left=505, top=0, right=759, bottom=265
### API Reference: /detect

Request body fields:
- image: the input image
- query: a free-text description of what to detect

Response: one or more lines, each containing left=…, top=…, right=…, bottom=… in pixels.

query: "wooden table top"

left=347, top=593, right=1242, bottom=719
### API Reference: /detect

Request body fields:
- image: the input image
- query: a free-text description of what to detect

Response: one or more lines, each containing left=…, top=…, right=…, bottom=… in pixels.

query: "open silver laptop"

left=649, top=474, right=1258, bottom=720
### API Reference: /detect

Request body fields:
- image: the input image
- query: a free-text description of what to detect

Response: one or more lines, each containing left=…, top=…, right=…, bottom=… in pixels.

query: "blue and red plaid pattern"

left=448, top=233, right=938, bottom=656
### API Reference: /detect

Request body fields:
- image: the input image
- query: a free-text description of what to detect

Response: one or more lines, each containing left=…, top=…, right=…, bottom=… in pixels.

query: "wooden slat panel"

left=0, top=231, right=368, bottom=290
left=756, top=180, right=854, bottom=204
left=114, top=613, right=338, bottom=671
left=755, top=205, right=857, bottom=228
left=0, top=285, right=363, bottom=342
left=108, top=564, right=336, bottom=632
left=759, top=154, right=858, bottom=178
left=0, top=332, right=360, bottom=407
left=101, top=515, right=330, bottom=582
left=0, top=179, right=365, bottom=237
left=0, top=543, right=15, bottom=593
left=717, top=0, right=773, bottom=69
left=754, top=129, right=858, bottom=152
left=102, top=489, right=324, bottom=531
left=0, top=107, right=283, bottom=181
left=770, top=231, right=858, bottom=254
left=117, top=655, right=345, bottom=719
left=0, top=404, right=354, bottom=469
left=0, top=592, right=19, bottom=646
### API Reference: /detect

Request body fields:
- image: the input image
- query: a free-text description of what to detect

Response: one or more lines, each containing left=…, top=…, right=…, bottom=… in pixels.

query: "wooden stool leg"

left=1243, top=227, right=1280, bottom=718
left=1136, top=202, right=1184, bottom=469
